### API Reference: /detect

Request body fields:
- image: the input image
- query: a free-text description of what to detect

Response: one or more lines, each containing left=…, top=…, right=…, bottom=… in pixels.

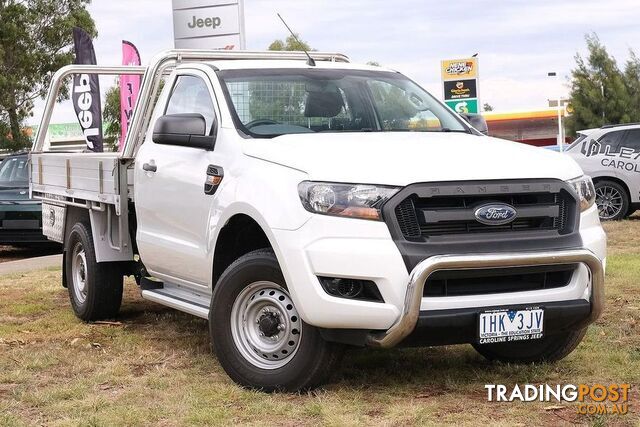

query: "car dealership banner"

left=120, top=41, right=141, bottom=151
left=172, top=0, right=245, bottom=49
left=72, top=27, right=103, bottom=152
left=441, top=57, right=480, bottom=114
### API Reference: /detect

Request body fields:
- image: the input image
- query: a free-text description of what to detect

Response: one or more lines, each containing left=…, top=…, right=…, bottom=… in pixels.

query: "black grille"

left=392, top=183, right=575, bottom=240
left=423, top=264, right=576, bottom=297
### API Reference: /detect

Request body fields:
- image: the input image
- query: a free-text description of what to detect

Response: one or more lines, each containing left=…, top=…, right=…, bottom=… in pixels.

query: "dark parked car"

left=0, top=153, right=49, bottom=245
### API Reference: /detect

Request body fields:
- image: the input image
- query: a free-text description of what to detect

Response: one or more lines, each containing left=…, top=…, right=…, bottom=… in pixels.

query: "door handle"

left=142, top=163, right=157, bottom=172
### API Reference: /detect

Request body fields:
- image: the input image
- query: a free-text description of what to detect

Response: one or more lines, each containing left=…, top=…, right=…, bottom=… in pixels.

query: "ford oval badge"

left=474, top=203, right=517, bottom=225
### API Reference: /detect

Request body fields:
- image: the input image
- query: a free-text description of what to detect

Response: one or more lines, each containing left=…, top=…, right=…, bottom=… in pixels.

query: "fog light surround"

left=318, top=277, right=384, bottom=303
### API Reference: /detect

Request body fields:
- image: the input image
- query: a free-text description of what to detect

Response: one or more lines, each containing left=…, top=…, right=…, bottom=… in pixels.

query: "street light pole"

left=548, top=72, right=563, bottom=152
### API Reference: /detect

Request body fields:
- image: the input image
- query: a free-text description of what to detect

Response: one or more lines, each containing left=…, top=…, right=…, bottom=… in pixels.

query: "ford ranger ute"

left=30, top=50, right=606, bottom=392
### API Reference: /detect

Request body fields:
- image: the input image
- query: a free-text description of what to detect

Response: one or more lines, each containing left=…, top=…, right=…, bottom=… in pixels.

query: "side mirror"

left=152, top=113, right=215, bottom=150
left=460, top=113, right=489, bottom=135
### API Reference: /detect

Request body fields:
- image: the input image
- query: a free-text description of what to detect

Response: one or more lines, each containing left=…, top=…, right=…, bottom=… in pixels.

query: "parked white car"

left=30, top=50, right=606, bottom=391
left=563, top=124, right=640, bottom=220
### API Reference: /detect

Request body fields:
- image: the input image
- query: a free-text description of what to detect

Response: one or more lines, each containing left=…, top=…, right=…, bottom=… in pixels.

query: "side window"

left=165, top=75, right=215, bottom=134
left=620, top=129, right=640, bottom=151
left=597, top=130, right=625, bottom=154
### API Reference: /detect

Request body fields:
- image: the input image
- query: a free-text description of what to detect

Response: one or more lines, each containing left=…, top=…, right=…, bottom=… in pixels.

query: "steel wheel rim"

left=230, top=281, right=302, bottom=369
left=596, top=185, right=623, bottom=220
left=71, top=242, right=88, bottom=304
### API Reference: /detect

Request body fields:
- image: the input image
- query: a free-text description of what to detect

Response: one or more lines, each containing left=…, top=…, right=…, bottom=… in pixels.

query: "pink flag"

left=119, top=40, right=141, bottom=151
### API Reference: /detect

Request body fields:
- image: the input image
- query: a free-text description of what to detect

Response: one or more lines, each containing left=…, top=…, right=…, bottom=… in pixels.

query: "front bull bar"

left=365, top=249, right=605, bottom=348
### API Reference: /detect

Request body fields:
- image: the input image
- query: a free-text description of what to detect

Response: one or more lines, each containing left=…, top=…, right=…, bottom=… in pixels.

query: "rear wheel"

left=210, top=249, right=344, bottom=392
left=65, top=222, right=123, bottom=321
left=594, top=180, right=629, bottom=221
left=473, top=328, right=587, bottom=363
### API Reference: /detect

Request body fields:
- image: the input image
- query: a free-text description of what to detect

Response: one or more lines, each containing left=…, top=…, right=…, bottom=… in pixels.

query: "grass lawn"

left=0, top=219, right=639, bottom=426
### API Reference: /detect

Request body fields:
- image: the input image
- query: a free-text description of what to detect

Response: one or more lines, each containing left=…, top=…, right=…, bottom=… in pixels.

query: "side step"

left=141, top=283, right=211, bottom=319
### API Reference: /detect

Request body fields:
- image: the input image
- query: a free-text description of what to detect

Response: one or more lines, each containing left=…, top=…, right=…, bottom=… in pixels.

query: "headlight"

left=298, top=181, right=400, bottom=221
left=567, top=175, right=596, bottom=212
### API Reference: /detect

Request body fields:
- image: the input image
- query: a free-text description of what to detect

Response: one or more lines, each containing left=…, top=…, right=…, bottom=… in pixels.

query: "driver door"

left=134, top=69, right=222, bottom=288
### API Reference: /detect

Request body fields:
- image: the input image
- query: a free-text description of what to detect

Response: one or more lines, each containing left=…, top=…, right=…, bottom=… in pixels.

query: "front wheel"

left=595, top=180, right=629, bottom=221
left=473, top=328, right=587, bottom=363
left=210, top=249, right=344, bottom=392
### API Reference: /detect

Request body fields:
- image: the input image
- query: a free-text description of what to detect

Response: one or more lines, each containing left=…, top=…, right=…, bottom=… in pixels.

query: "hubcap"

left=230, top=281, right=302, bottom=369
left=595, top=185, right=623, bottom=220
left=71, top=243, right=88, bottom=304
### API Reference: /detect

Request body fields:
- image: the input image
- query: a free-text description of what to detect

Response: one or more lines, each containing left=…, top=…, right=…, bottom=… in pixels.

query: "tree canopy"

left=268, top=34, right=312, bottom=52
left=0, top=0, right=96, bottom=151
left=567, top=33, right=640, bottom=135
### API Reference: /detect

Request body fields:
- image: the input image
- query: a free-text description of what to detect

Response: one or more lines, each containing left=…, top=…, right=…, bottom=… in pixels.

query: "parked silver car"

left=564, top=124, right=640, bottom=220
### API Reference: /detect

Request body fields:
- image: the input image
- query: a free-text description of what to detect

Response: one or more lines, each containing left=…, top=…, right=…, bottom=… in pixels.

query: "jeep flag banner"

left=172, top=0, right=245, bottom=49
left=72, top=27, right=103, bottom=152
left=441, top=57, right=480, bottom=114
left=119, top=41, right=142, bottom=151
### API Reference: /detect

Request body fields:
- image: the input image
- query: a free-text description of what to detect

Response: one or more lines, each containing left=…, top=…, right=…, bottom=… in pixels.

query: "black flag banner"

left=72, top=27, right=103, bottom=152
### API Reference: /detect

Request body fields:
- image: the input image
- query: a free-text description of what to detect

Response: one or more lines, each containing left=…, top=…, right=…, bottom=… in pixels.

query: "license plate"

left=478, top=308, right=544, bottom=344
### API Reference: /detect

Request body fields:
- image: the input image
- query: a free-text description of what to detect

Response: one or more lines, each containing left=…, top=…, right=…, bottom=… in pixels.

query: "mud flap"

left=61, top=250, right=68, bottom=288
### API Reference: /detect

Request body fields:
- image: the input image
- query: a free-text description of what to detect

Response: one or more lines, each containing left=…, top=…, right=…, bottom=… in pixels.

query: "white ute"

left=31, top=50, right=606, bottom=391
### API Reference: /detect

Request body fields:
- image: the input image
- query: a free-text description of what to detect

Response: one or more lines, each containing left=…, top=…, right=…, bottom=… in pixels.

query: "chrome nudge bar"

left=365, top=249, right=605, bottom=348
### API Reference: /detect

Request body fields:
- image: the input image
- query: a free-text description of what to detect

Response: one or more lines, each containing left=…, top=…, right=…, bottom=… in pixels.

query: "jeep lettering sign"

left=187, top=16, right=222, bottom=29
left=172, top=0, right=245, bottom=49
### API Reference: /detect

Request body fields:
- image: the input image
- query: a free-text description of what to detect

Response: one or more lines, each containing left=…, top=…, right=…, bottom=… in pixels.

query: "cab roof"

left=202, top=59, right=397, bottom=73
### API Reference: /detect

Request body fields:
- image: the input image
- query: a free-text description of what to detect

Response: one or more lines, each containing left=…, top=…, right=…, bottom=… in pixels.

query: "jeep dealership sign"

left=172, top=0, right=245, bottom=49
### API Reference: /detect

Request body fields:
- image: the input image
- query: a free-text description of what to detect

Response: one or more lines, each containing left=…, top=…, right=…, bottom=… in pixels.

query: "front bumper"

left=365, top=248, right=604, bottom=348
left=402, top=299, right=591, bottom=347
left=0, top=203, right=45, bottom=244
left=272, top=204, right=606, bottom=344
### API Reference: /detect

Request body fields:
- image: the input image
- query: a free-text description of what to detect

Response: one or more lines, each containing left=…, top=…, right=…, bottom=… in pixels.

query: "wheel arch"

left=591, top=175, right=632, bottom=200
left=211, top=204, right=293, bottom=292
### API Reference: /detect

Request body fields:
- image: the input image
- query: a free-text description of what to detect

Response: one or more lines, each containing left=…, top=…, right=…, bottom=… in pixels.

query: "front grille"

left=392, top=181, right=576, bottom=240
left=423, top=264, right=576, bottom=297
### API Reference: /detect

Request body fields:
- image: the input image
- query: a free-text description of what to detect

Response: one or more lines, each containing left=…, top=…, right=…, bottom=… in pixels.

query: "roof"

left=483, top=109, right=560, bottom=122
left=202, top=59, right=395, bottom=73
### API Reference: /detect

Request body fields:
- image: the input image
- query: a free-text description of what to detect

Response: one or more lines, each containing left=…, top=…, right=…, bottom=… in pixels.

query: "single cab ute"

left=30, top=50, right=606, bottom=391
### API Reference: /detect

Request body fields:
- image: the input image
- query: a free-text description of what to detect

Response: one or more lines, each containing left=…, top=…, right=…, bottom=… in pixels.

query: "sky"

left=35, top=0, right=640, bottom=125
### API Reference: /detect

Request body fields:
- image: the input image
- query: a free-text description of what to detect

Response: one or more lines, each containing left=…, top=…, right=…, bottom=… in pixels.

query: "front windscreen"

left=0, top=156, right=28, bottom=188
left=218, top=68, right=469, bottom=138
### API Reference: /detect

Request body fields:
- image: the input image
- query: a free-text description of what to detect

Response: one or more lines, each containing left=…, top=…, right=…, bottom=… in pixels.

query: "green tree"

left=567, top=34, right=634, bottom=135
left=0, top=0, right=96, bottom=152
left=103, top=83, right=120, bottom=151
left=268, top=34, right=312, bottom=52
left=624, top=50, right=640, bottom=123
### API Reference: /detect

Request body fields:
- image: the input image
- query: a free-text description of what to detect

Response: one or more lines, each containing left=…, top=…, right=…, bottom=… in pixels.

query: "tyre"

left=65, top=222, right=123, bottom=321
left=594, top=180, right=629, bottom=221
left=210, top=249, right=344, bottom=392
left=473, top=328, right=587, bottom=363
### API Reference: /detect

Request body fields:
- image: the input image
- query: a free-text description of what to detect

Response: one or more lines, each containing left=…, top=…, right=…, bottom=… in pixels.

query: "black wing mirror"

left=152, top=113, right=215, bottom=150
left=460, top=113, right=489, bottom=135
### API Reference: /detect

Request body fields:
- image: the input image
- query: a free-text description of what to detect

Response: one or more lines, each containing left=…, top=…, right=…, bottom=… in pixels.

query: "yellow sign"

left=441, top=58, right=478, bottom=80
